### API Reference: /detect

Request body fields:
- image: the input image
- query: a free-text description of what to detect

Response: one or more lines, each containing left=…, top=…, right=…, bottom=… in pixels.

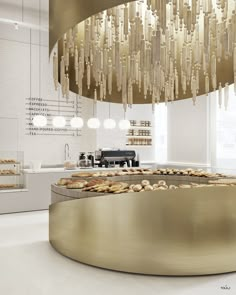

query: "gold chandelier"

left=50, top=0, right=235, bottom=109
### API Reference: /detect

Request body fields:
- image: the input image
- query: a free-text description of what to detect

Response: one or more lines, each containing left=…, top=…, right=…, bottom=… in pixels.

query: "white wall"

left=0, top=0, right=96, bottom=166
left=167, top=96, right=210, bottom=167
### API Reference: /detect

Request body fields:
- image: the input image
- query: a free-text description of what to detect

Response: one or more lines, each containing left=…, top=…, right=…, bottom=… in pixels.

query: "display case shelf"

left=0, top=151, right=24, bottom=190
left=0, top=162, right=21, bottom=165
left=0, top=174, right=21, bottom=176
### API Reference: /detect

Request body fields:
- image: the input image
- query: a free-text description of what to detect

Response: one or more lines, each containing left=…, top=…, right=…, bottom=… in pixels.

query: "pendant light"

left=52, top=85, right=66, bottom=127
left=119, top=109, right=130, bottom=130
left=87, top=117, right=100, bottom=129
left=33, top=0, right=47, bottom=127
left=87, top=91, right=100, bottom=129
left=103, top=102, right=116, bottom=129
left=70, top=94, right=84, bottom=128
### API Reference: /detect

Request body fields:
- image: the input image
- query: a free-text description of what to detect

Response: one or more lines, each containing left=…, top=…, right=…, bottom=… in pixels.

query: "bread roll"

left=158, top=180, right=166, bottom=186
left=144, top=185, right=153, bottom=191
left=141, top=180, right=150, bottom=187
left=133, top=184, right=142, bottom=192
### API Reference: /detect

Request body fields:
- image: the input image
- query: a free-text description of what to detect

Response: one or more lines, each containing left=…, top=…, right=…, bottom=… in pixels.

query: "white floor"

left=0, top=211, right=236, bottom=295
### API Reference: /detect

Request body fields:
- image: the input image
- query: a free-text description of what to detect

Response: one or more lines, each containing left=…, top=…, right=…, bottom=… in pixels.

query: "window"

left=215, top=85, right=236, bottom=170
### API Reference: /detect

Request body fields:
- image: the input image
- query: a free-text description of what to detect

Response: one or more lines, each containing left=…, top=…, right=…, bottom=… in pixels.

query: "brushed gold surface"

left=49, top=0, right=136, bottom=54
left=49, top=186, right=236, bottom=275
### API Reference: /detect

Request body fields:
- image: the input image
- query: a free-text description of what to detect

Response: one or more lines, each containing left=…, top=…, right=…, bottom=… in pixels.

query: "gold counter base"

left=49, top=187, right=236, bottom=276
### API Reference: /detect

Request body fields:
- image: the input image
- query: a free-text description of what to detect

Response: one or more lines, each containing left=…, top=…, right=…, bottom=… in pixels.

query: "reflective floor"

left=0, top=210, right=235, bottom=295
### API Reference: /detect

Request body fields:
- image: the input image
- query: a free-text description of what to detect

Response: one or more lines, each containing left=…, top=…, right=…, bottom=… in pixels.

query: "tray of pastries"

left=71, top=168, right=225, bottom=179
left=0, top=169, right=18, bottom=175
left=0, top=184, right=17, bottom=189
left=0, top=159, right=17, bottom=164
left=83, top=179, right=235, bottom=194
left=56, top=174, right=236, bottom=194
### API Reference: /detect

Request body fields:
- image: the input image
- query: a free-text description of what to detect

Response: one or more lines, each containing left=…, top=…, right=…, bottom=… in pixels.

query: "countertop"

left=23, top=166, right=151, bottom=174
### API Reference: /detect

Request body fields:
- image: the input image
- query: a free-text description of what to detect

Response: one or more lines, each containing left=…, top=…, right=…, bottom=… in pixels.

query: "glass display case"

left=0, top=151, right=24, bottom=190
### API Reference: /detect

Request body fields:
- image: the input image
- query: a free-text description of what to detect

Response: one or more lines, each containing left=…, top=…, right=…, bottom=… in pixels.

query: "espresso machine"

left=95, top=149, right=137, bottom=168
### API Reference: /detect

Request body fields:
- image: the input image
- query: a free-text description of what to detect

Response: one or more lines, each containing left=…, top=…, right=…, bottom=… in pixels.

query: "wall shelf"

left=126, top=120, right=152, bottom=147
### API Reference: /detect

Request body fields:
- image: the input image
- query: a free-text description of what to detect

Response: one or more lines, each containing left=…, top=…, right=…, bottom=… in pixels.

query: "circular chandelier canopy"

left=50, top=0, right=235, bottom=108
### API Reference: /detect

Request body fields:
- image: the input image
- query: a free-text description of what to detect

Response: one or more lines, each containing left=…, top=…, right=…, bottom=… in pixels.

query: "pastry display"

left=56, top=167, right=234, bottom=195
left=0, top=184, right=17, bottom=189
left=0, top=169, right=17, bottom=175
left=0, top=159, right=17, bottom=164
left=209, top=178, right=236, bottom=185
left=71, top=168, right=225, bottom=179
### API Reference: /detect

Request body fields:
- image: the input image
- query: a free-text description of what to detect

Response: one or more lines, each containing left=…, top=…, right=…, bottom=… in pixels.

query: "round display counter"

left=49, top=170, right=236, bottom=276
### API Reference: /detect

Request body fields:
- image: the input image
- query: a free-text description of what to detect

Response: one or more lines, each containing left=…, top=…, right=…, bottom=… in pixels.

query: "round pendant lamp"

left=33, top=115, right=47, bottom=127
left=70, top=117, right=84, bottom=128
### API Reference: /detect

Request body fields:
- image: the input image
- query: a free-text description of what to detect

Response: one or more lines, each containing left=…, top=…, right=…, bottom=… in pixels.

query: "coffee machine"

left=95, top=149, right=137, bottom=168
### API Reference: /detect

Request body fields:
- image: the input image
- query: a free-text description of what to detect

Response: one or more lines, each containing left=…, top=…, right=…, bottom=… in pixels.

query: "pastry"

left=141, top=180, right=150, bottom=187
left=154, top=186, right=167, bottom=190
left=67, top=182, right=86, bottom=189
left=133, top=184, right=142, bottom=192
left=169, top=185, right=178, bottom=189
left=153, top=184, right=159, bottom=189
left=57, top=178, right=73, bottom=186
left=179, top=184, right=192, bottom=189
left=144, top=185, right=153, bottom=191
left=209, top=178, right=236, bottom=184
left=86, top=179, right=105, bottom=187
left=0, top=184, right=16, bottom=188
left=72, top=172, right=93, bottom=177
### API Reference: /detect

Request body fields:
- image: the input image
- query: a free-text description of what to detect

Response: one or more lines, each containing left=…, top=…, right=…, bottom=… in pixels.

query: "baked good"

left=154, top=186, right=167, bottom=190
left=179, top=184, right=192, bottom=189
left=0, top=169, right=16, bottom=175
left=133, top=184, right=142, bottom=192
left=67, top=181, right=86, bottom=189
left=209, top=178, right=236, bottom=185
left=0, top=159, right=17, bottom=164
left=169, top=185, right=178, bottom=189
left=144, top=185, right=153, bottom=191
left=57, top=178, right=73, bottom=186
left=86, top=179, right=105, bottom=187
left=72, top=172, right=93, bottom=177
left=0, top=184, right=16, bottom=188
left=141, top=180, right=150, bottom=186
